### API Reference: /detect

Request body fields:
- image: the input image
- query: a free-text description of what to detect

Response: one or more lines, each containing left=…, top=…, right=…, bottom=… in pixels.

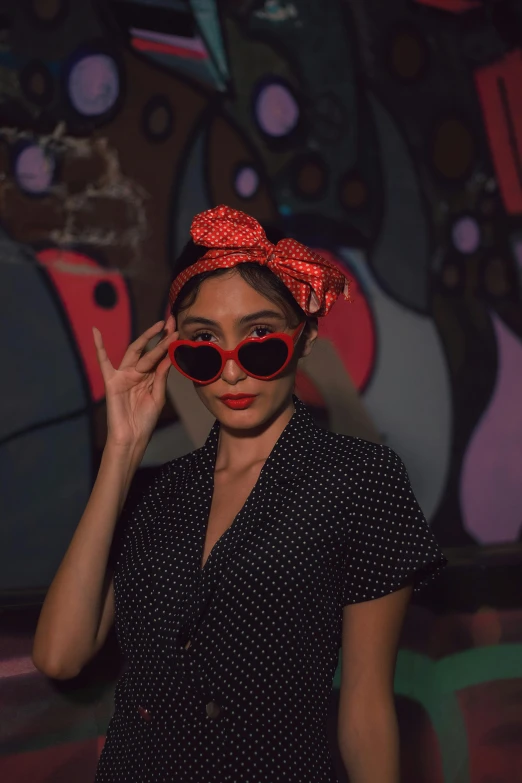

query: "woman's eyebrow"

left=180, top=316, right=220, bottom=327
left=180, top=310, right=285, bottom=328
left=238, top=310, right=285, bottom=324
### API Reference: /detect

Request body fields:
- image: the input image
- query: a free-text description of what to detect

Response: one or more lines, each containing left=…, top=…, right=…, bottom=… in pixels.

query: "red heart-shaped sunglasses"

left=168, top=324, right=305, bottom=384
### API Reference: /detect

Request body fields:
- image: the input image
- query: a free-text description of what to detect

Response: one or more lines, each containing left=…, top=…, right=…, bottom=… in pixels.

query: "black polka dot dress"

left=95, top=396, right=447, bottom=782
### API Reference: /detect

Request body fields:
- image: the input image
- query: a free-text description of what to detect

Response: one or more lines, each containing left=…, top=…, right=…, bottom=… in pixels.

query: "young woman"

left=33, top=205, right=447, bottom=782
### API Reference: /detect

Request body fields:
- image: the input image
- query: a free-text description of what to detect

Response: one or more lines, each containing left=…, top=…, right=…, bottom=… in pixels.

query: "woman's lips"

left=219, top=394, right=257, bottom=410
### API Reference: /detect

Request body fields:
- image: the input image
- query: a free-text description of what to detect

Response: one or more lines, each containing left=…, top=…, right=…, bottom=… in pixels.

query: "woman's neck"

left=215, top=396, right=295, bottom=473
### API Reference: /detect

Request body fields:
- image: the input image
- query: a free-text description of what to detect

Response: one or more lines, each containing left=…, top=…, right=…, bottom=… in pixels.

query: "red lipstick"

left=219, top=394, right=257, bottom=410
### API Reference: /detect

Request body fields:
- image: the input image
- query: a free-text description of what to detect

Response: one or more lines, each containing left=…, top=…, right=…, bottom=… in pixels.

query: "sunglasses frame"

left=168, top=323, right=306, bottom=385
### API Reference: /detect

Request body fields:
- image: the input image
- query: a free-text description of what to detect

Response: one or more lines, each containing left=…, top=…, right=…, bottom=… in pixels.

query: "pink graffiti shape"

left=413, top=0, right=480, bottom=12
left=68, top=54, right=119, bottom=116
left=311, top=249, right=376, bottom=392
left=460, top=315, right=522, bottom=543
left=255, top=83, right=299, bottom=137
left=452, top=216, right=481, bottom=254
left=0, top=655, right=36, bottom=679
left=475, top=50, right=522, bottom=215
left=38, top=249, right=132, bottom=402
left=131, top=37, right=208, bottom=60
left=16, top=145, right=53, bottom=194
left=235, top=166, right=259, bottom=198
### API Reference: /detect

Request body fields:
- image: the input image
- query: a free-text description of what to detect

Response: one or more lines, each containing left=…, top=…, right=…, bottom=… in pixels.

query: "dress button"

left=138, top=705, right=152, bottom=722
left=205, top=700, right=221, bottom=719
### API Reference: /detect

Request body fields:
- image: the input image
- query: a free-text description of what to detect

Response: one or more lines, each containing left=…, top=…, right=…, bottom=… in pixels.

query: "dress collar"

left=192, top=395, right=320, bottom=486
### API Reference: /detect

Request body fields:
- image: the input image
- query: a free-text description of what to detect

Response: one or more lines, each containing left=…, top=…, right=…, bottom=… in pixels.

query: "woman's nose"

left=220, top=357, right=247, bottom=384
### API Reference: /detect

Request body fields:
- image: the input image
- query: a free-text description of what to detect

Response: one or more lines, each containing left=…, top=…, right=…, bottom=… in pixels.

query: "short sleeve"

left=342, top=446, right=448, bottom=606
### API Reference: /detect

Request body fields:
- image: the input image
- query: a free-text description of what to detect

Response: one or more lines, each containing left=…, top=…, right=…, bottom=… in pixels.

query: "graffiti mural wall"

left=1, top=0, right=522, bottom=781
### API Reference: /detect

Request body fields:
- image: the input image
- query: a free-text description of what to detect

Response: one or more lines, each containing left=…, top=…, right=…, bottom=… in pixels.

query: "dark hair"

left=170, top=229, right=310, bottom=329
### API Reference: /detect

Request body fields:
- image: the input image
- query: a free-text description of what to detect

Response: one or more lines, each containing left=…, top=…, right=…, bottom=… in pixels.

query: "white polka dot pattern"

left=95, top=397, right=447, bottom=782
left=168, top=204, right=351, bottom=317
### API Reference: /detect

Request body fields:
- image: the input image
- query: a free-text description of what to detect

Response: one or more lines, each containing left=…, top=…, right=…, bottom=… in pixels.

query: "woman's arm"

left=32, top=318, right=177, bottom=680
left=32, top=441, right=143, bottom=679
left=338, top=584, right=413, bottom=783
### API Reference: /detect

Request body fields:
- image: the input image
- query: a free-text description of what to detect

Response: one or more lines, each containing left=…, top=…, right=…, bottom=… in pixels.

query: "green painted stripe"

left=394, top=650, right=469, bottom=783
left=0, top=719, right=108, bottom=757
left=334, top=644, right=522, bottom=783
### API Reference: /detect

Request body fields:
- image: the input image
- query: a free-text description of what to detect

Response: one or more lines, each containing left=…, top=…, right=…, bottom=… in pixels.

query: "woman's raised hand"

left=93, top=315, right=179, bottom=449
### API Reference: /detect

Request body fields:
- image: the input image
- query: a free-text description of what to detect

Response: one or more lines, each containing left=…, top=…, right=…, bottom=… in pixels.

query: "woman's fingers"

left=119, top=320, right=166, bottom=370
left=168, top=329, right=180, bottom=347
left=151, top=354, right=172, bottom=406
left=135, top=329, right=179, bottom=374
left=92, top=327, right=115, bottom=381
left=164, top=313, right=177, bottom=335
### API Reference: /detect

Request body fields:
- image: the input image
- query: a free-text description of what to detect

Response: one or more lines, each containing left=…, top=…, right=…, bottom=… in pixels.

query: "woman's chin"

left=216, top=402, right=262, bottom=428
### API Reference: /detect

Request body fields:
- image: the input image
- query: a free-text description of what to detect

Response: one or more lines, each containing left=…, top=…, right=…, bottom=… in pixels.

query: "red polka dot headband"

left=168, top=205, right=351, bottom=317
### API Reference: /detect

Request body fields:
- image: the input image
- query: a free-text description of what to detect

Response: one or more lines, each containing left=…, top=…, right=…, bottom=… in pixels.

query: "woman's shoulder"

left=308, top=427, right=409, bottom=497
left=313, top=426, right=402, bottom=469
left=308, top=429, right=419, bottom=520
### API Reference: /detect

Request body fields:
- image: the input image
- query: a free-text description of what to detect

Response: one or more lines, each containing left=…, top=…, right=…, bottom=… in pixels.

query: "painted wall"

left=1, top=1, right=521, bottom=781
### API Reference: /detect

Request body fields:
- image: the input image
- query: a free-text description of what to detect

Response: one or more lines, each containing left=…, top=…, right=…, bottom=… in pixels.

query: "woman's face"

left=176, top=270, right=317, bottom=429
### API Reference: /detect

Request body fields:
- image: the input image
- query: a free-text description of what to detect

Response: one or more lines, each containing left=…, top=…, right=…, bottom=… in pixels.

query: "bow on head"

left=169, top=205, right=351, bottom=317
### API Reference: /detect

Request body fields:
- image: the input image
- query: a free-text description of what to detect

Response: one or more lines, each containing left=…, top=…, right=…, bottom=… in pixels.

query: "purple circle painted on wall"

left=254, top=81, right=299, bottom=138
left=67, top=53, right=119, bottom=117
left=234, top=166, right=259, bottom=198
left=15, top=145, right=54, bottom=194
left=452, top=216, right=481, bottom=254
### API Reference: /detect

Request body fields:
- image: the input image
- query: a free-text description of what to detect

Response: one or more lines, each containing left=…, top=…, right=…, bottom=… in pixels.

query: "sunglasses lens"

left=238, top=338, right=290, bottom=378
left=174, top=344, right=222, bottom=382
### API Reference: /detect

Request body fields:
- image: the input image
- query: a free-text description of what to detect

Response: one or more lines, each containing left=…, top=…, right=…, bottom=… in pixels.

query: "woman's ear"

left=299, top=318, right=318, bottom=359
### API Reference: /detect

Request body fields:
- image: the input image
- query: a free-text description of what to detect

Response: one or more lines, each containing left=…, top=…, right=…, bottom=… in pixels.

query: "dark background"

left=1, top=1, right=522, bottom=780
